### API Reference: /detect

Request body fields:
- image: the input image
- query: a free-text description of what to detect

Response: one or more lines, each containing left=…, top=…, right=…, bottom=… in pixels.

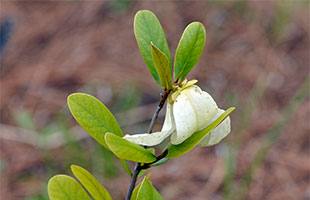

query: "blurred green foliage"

left=14, top=109, right=35, bottom=130
left=221, top=77, right=309, bottom=200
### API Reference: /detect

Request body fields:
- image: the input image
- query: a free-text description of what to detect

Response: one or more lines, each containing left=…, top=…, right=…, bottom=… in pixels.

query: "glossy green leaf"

left=134, top=10, right=171, bottom=86
left=48, top=175, right=91, bottom=200
left=174, top=22, right=206, bottom=82
left=166, top=107, right=235, bottom=158
left=134, top=177, right=163, bottom=200
left=67, top=93, right=123, bottom=149
left=105, top=132, right=157, bottom=163
left=71, top=165, right=112, bottom=200
left=151, top=42, right=173, bottom=90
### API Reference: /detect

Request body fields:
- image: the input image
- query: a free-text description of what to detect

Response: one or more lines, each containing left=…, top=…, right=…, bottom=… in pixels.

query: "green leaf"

left=134, top=177, right=163, bottom=200
left=174, top=22, right=206, bottom=82
left=166, top=107, right=235, bottom=158
left=120, top=159, right=132, bottom=176
left=130, top=181, right=142, bottom=200
left=67, top=93, right=123, bottom=149
left=48, top=175, right=91, bottom=200
left=147, top=148, right=155, bottom=154
left=134, top=10, right=171, bottom=86
left=105, top=132, right=157, bottom=163
left=137, top=169, right=148, bottom=180
left=71, top=165, right=112, bottom=200
left=151, top=42, right=173, bottom=90
left=150, top=158, right=169, bottom=167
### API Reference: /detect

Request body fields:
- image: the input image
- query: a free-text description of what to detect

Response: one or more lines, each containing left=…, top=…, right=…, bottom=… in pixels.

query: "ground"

left=0, top=1, right=309, bottom=199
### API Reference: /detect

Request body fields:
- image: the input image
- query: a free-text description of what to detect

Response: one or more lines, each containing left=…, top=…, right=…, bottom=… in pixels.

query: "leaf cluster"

left=134, top=10, right=206, bottom=89
left=49, top=92, right=234, bottom=199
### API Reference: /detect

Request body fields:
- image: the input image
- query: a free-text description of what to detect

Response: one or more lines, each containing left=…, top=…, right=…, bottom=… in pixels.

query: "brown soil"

left=1, top=1, right=309, bottom=200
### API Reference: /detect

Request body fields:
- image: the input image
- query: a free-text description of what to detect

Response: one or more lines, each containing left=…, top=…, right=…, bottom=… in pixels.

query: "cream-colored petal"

left=199, top=109, right=231, bottom=146
left=123, top=129, right=173, bottom=146
left=123, top=103, right=175, bottom=146
left=162, top=103, right=174, bottom=131
left=184, top=85, right=218, bottom=129
left=171, top=92, right=197, bottom=145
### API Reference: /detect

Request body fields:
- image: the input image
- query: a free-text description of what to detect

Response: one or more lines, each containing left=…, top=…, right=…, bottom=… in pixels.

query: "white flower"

left=123, top=81, right=231, bottom=146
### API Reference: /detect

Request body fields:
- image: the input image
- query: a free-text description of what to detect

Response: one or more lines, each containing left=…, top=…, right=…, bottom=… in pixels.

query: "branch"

left=125, top=90, right=171, bottom=200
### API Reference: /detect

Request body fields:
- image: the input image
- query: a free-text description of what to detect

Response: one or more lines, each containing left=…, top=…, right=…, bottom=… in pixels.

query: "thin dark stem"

left=125, top=90, right=171, bottom=200
left=147, top=90, right=171, bottom=134
left=126, top=163, right=141, bottom=199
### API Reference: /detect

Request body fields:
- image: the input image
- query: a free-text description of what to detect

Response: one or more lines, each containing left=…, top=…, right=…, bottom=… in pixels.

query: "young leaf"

left=150, top=158, right=169, bottom=167
left=133, top=177, right=163, bottom=200
left=137, top=169, right=148, bottom=180
left=67, top=93, right=123, bottom=149
left=71, top=165, right=112, bottom=200
left=105, top=132, right=157, bottom=163
left=48, top=175, right=91, bottom=200
left=174, top=22, right=206, bottom=82
left=130, top=181, right=142, bottom=200
left=166, top=107, right=235, bottom=158
left=134, top=10, right=171, bottom=86
left=151, top=42, right=173, bottom=90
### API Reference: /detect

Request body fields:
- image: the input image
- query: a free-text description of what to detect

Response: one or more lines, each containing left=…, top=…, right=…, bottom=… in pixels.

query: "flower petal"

left=185, top=85, right=218, bottom=129
left=123, top=103, right=175, bottom=146
left=162, top=103, right=174, bottom=131
left=123, top=129, right=173, bottom=146
left=171, top=91, right=197, bottom=145
left=199, top=109, right=231, bottom=146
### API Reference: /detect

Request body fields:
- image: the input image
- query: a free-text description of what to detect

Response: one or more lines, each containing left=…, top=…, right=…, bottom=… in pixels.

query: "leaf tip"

left=67, top=93, right=86, bottom=106
left=228, top=107, right=236, bottom=113
left=67, top=92, right=79, bottom=101
left=136, top=9, right=153, bottom=16
left=105, top=132, right=113, bottom=139
left=104, top=132, right=114, bottom=148
left=134, top=10, right=154, bottom=24
left=70, top=164, right=78, bottom=172
left=190, top=21, right=206, bottom=33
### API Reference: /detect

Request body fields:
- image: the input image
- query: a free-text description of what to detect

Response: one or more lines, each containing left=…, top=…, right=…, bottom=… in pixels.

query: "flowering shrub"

left=47, top=10, right=235, bottom=200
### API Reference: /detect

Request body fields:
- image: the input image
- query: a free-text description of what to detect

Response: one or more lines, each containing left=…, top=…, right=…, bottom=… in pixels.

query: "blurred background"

left=0, top=0, right=309, bottom=199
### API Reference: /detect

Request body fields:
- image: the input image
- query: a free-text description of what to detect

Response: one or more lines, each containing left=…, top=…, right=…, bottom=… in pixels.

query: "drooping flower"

left=123, top=80, right=231, bottom=146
